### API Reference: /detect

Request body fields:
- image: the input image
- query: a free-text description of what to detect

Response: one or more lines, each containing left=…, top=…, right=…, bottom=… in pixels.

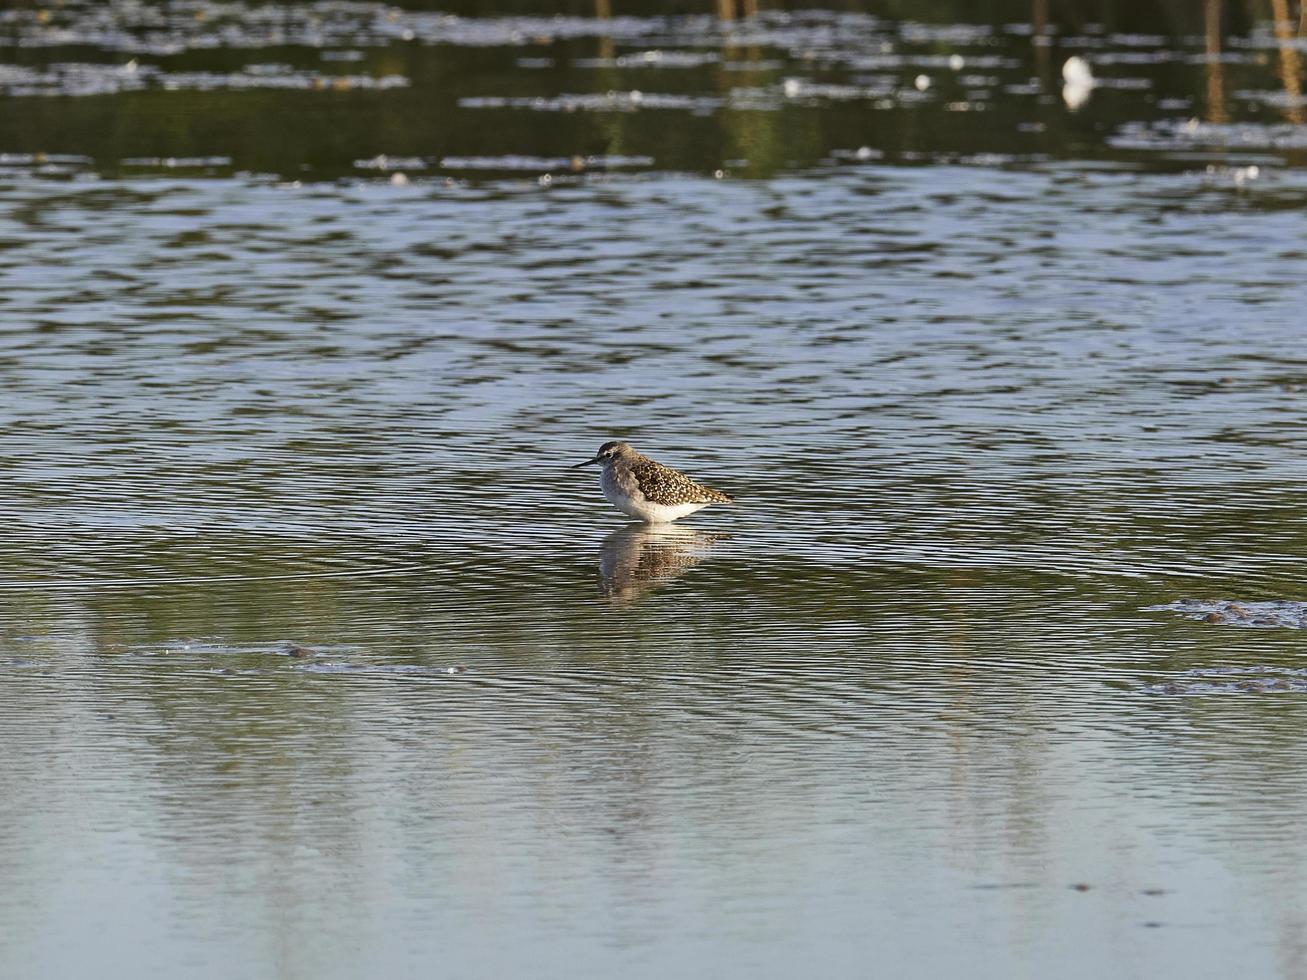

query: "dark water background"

left=2, top=2, right=1307, bottom=977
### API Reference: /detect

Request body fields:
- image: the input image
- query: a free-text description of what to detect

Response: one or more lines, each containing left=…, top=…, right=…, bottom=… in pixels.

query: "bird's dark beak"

left=572, top=456, right=602, bottom=468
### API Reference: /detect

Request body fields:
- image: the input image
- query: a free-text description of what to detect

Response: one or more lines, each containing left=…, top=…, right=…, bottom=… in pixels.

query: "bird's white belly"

left=601, top=468, right=708, bottom=523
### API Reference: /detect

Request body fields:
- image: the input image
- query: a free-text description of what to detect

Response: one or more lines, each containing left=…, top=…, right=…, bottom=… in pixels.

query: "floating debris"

left=0, top=60, right=408, bottom=97
left=574, top=50, right=721, bottom=69
left=780, top=77, right=897, bottom=101
left=1141, top=664, right=1307, bottom=696
left=0, top=4, right=903, bottom=59
left=0, top=151, right=93, bottom=172
left=1229, top=164, right=1261, bottom=187
left=830, top=146, right=885, bottom=163
left=293, top=661, right=470, bottom=677
left=1144, top=598, right=1307, bottom=629
left=353, top=154, right=427, bottom=172
left=439, top=153, right=653, bottom=172
left=459, top=91, right=720, bottom=113
left=1112, top=118, right=1307, bottom=152
left=1062, top=55, right=1095, bottom=110
left=120, top=155, right=233, bottom=168
left=159, top=69, right=408, bottom=93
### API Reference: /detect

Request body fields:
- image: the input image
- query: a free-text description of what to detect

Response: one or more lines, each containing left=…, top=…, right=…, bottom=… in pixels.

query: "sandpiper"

left=572, top=441, right=733, bottom=523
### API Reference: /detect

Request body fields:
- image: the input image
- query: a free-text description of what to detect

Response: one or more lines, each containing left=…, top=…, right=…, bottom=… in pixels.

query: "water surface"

left=3, top=3, right=1307, bottom=978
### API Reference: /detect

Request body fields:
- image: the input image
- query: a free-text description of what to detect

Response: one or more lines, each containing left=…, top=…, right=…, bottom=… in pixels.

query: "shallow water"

left=3, top=3, right=1307, bottom=979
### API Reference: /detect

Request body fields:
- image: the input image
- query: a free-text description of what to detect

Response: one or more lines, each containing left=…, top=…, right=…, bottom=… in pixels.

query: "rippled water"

left=4, top=3, right=1307, bottom=979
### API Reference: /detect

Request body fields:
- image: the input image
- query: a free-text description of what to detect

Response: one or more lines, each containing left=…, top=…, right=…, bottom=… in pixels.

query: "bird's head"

left=572, top=440, right=635, bottom=468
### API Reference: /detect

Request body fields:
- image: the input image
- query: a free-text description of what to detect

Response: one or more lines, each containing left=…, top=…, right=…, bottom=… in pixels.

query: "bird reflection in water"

left=598, top=524, right=724, bottom=604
